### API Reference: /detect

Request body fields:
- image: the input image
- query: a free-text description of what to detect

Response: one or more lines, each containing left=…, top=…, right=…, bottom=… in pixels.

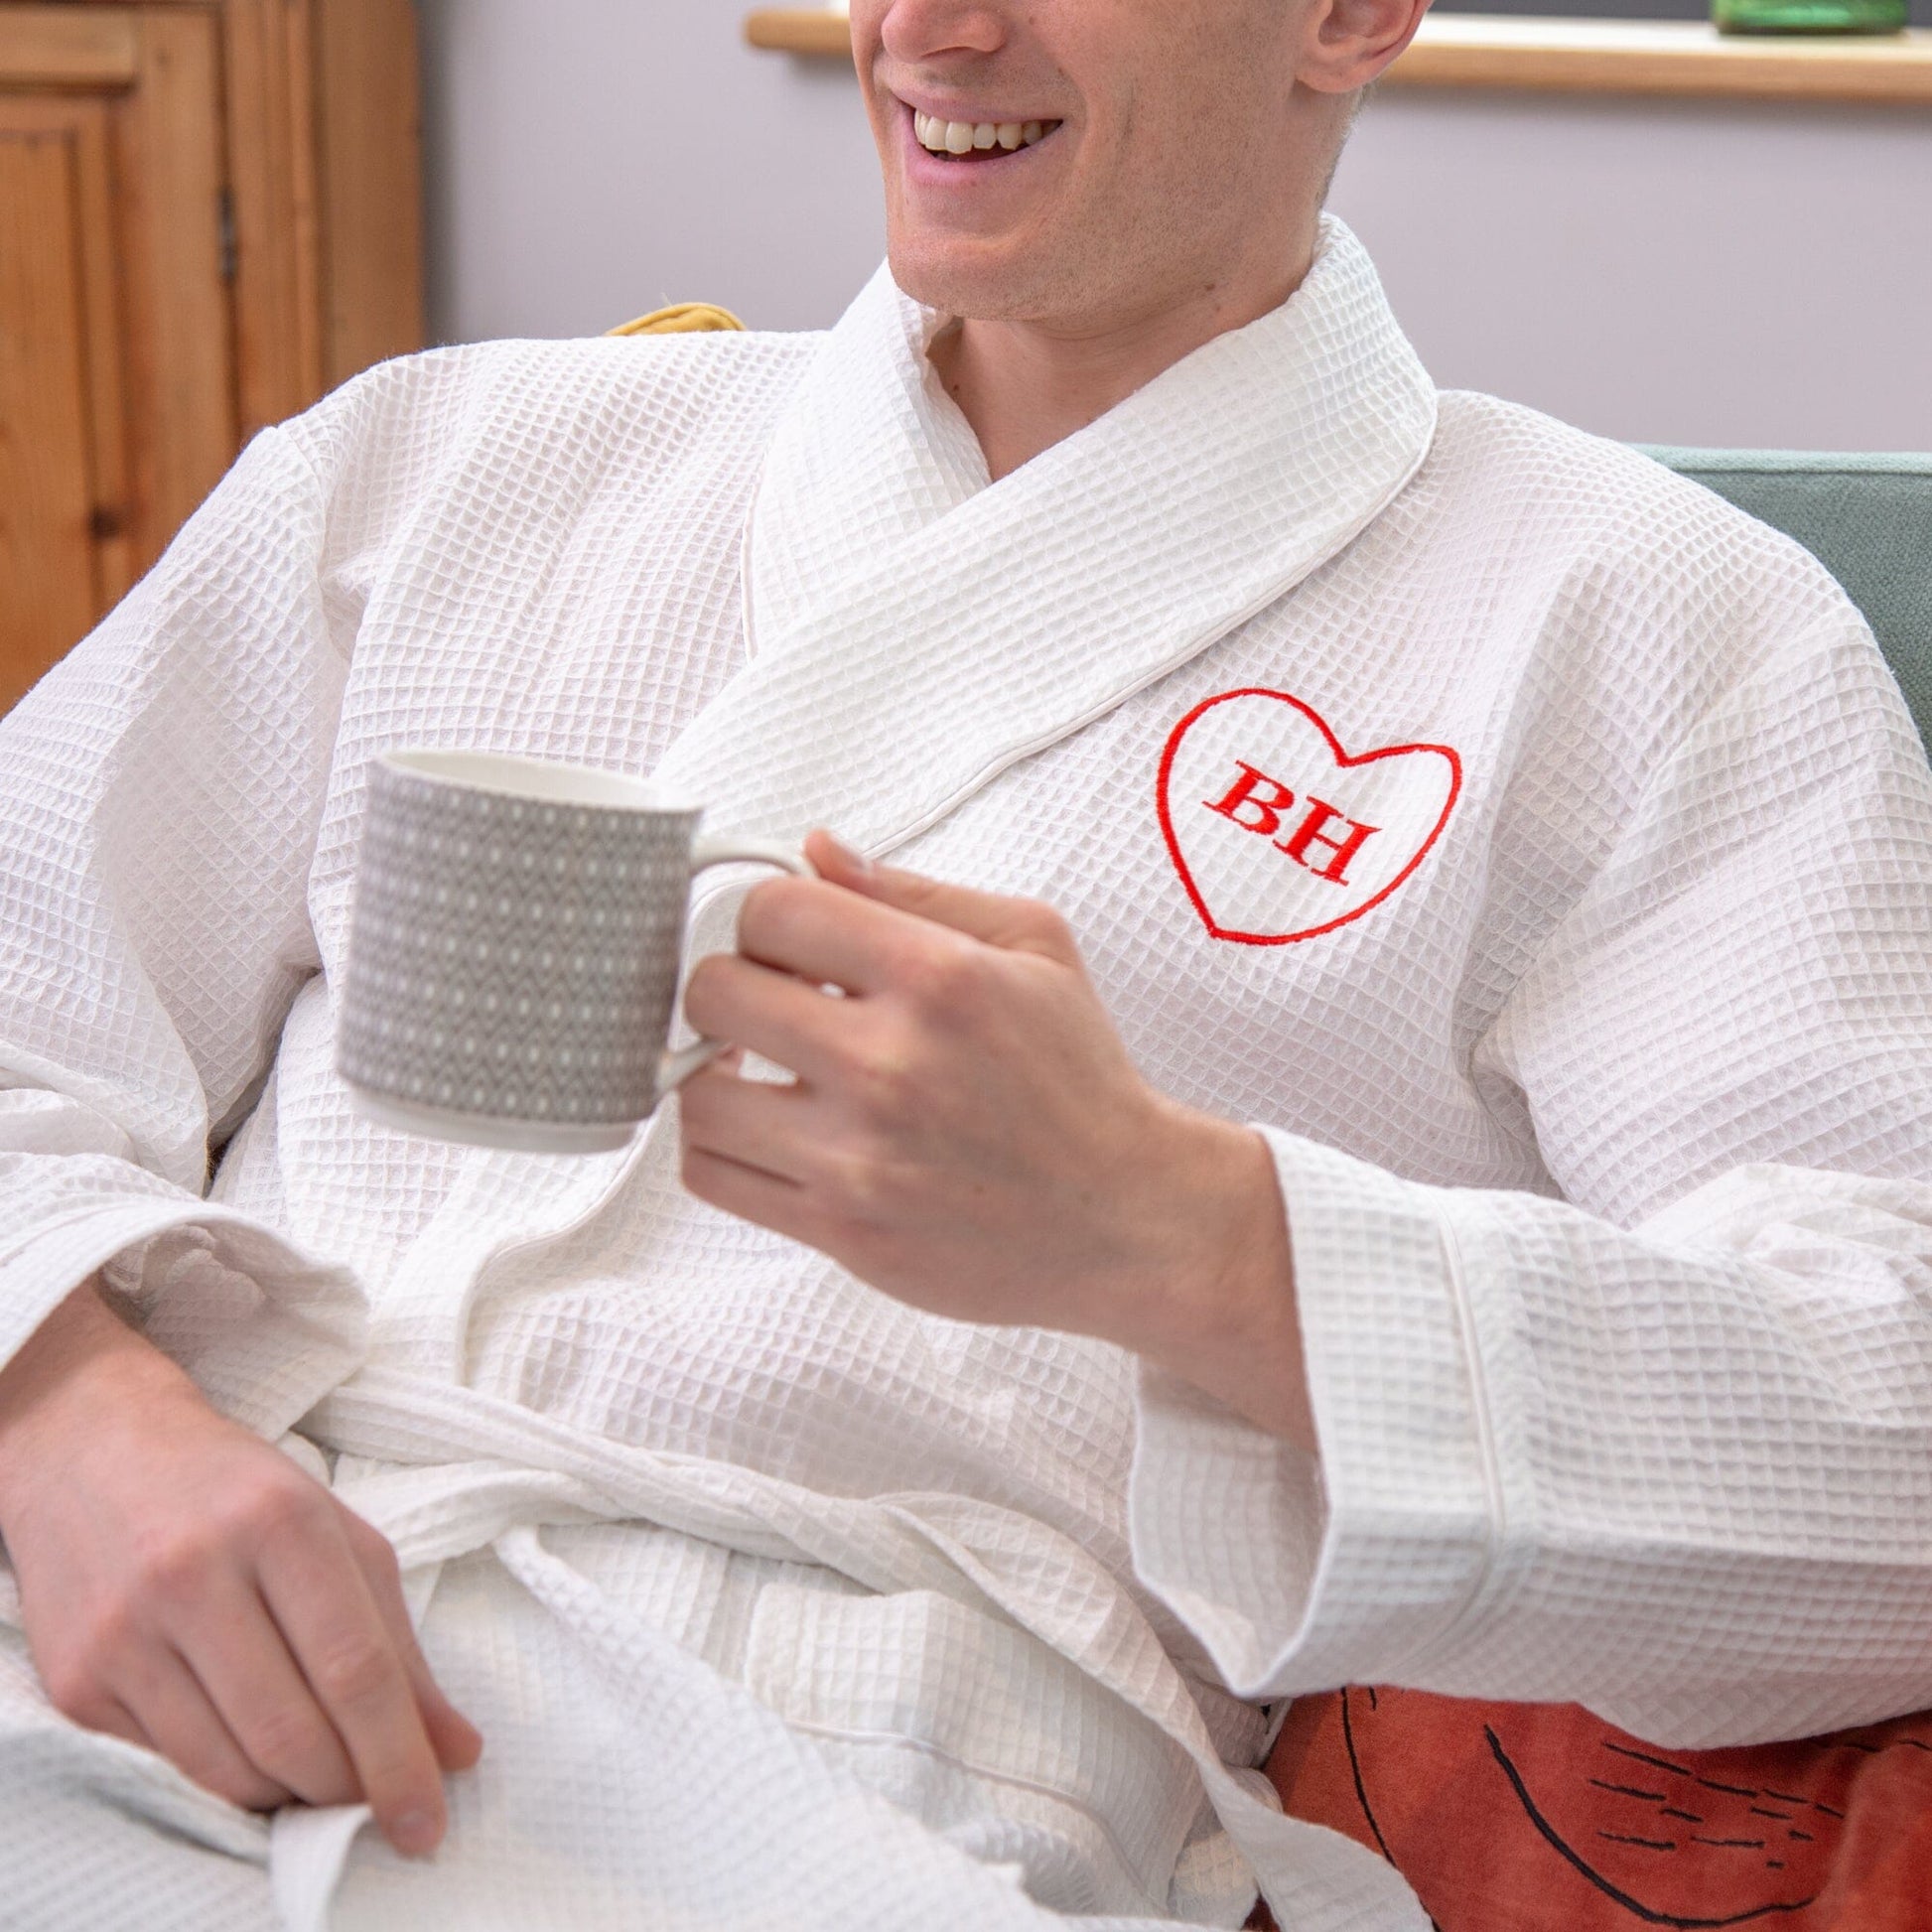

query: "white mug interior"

left=379, top=749, right=700, bottom=816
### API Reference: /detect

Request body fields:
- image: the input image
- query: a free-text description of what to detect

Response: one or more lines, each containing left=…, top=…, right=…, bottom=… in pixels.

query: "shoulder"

left=278, top=329, right=822, bottom=523
left=1340, top=392, right=1925, bottom=822
left=1388, top=392, right=1877, bottom=707
left=1416, top=391, right=1857, bottom=635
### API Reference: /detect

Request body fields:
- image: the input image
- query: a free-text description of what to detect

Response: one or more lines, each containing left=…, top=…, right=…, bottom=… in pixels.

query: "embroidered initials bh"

left=1158, top=688, right=1461, bottom=947
left=1202, top=762, right=1380, bottom=887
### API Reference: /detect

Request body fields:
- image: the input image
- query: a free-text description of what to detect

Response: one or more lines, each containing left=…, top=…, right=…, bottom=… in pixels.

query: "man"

left=0, top=0, right=1927, bottom=1922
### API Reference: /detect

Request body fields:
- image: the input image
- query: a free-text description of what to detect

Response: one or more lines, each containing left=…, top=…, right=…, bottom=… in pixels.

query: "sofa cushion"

left=1264, top=1687, right=1932, bottom=1931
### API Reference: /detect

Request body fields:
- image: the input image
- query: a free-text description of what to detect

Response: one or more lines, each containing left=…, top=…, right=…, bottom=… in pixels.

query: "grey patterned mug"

left=337, top=750, right=811, bottom=1154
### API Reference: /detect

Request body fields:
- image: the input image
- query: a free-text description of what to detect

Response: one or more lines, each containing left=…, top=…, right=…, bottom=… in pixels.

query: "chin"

left=886, top=230, right=1073, bottom=325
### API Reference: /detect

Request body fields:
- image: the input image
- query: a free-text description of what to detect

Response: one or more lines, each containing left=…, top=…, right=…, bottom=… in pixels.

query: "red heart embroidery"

left=1158, top=688, right=1461, bottom=946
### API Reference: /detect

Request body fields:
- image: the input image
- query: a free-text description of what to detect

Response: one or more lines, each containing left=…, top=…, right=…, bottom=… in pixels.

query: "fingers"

left=47, top=1671, right=168, bottom=1763
left=683, top=954, right=849, bottom=1081
left=681, top=1142, right=815, bottom=1244
left=2, top=1335, right=478, bottom=1853
left=174, top=1574, right=358, bottom=1807
left=735, top=875, right=936, bottom=996
left=415, top=1672, right=484, bottom=1776
left=73, top=1690, right=148, bottom=1753
left=801, top=830, right=1081, bottom=961
left=802, top=830, right=874, bottom=889
left=339, top=1503, right=483, bottom=1774
left=679, top=1058, right=820, bottom=1184
left=738, top=856, right=1078, bottom=1000
left=110, top=1642, right=291, bottom=1813
left=256, top=1504, right=449, bottom=1858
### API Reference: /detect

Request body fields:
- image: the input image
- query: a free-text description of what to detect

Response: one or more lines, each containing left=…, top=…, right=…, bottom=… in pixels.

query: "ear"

left=1295, top=0, right=1432, bottom=95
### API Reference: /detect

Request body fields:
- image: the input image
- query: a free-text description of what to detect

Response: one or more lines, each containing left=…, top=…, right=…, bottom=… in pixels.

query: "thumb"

left=803, top=830, right=1078, bottom=962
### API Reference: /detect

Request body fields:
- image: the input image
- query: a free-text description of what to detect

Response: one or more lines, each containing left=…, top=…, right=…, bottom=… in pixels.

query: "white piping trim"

left=1422, top=1209, right=1506, bottom=1664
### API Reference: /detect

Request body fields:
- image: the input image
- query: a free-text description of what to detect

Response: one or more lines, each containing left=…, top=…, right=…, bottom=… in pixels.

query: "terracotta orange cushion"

left=1254, top=1689, right=1932, bottom=1930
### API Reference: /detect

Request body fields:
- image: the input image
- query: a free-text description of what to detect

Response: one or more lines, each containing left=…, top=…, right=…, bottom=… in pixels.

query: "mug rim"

left=378, top=749, right=701, bottom=815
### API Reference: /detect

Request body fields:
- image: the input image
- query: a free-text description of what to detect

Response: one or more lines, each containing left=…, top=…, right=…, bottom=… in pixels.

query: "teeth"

left=912, top=108, right=1056, bottom=156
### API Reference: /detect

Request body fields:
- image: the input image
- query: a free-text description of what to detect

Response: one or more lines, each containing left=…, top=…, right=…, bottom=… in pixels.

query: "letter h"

left=1204, top=763, right=1379, bottom=886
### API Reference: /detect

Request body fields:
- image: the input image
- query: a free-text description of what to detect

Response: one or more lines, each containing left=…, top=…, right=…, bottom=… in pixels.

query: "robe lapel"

left=657, top=215, right=1438, bottom=871
left=741, top=261, right=988, bottom=651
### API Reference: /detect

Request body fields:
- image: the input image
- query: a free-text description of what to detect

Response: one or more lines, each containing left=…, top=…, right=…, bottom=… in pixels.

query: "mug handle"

left=656, top=835, right=817, bottom=1095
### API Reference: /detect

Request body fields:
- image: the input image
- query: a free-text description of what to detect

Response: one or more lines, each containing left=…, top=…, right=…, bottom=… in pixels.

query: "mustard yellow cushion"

left=606, top=303, right=746, bottom=338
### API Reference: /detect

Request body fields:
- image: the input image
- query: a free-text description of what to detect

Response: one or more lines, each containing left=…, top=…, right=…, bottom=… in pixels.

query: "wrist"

left=0, top=1281, right=184, bottom=1508
left=1123, top=1110, right=1316, bottom=1450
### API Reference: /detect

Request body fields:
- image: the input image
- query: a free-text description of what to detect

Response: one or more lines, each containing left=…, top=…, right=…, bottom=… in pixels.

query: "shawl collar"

left=411, top=222, right=1439, bottom=1277
left=653, top=215, right=1437, bottom=866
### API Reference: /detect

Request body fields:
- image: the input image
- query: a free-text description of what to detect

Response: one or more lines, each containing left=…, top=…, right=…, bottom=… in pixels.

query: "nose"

left=877, top=0, right=1009, bottom=64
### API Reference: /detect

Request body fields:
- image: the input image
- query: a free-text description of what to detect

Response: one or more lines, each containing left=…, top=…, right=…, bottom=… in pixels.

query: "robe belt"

left=303, top=1367, right=1425, bottom=1930
left=309, top=1367, right=1232, bottom=1717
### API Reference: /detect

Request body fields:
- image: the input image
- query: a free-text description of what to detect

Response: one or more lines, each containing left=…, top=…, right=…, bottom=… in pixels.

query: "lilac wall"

left=1331, top=88, right=1932, bottom=449
left=417, top=2, right=1932, bottom=449
left=417, top=0, right=883, bottom=338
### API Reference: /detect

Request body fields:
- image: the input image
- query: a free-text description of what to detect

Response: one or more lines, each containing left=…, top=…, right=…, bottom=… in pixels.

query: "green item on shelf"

left=1714, top=0, right=1905, bottom=33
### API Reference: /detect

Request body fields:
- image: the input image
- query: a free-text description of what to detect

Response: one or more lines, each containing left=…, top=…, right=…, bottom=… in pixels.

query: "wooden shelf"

left=745, top=5, right=851, bottom=57
left=1391, top=14, right=1932, bottom=98
left=743, top=8, right=1932, bottom=103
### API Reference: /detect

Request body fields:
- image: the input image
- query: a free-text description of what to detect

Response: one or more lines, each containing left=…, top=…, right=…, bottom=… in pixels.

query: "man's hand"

left=0, top=1282, right=481, bottom=1855
left=680, top=832, right=1315, bottom=1446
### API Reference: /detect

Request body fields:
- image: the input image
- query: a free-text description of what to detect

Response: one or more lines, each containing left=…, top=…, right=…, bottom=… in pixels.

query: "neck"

left=925, top=231, right=1318, bottom=483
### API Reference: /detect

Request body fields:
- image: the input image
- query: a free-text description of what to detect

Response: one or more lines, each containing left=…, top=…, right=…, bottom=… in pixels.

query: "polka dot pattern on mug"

left=338, top=760, right=694, bottom=1125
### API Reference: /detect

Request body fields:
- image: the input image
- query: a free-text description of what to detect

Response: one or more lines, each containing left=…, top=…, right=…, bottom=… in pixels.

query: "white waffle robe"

left=0, top=219, right=1929, bottom=1932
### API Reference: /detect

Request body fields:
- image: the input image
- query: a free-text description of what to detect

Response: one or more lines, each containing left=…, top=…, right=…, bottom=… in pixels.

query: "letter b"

left=1204, top=762, right=1297, bottom=839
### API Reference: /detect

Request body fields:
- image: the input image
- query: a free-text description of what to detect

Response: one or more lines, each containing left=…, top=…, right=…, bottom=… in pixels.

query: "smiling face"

left=851, top=0, right=1411, bottom=333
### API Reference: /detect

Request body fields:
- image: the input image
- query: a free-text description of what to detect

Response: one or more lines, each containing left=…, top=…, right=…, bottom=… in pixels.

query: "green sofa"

left=1641, top=449, right=1932, bottom=754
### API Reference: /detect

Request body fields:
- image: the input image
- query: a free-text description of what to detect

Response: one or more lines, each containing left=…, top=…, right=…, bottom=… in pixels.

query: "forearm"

left=1087, top=1104, right=1316, bottom=1453
left=1131, top=1135, right=1932, bottom=1742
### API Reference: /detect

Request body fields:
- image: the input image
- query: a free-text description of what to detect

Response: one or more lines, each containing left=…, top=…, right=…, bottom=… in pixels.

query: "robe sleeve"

left=1129, top=611, right=1932, bottom=1749
left=0, top=426, right=366, bottom=1440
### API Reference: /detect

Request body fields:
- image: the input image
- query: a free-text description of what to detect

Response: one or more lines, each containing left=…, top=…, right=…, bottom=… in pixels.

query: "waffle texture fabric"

left=1639, top=449, right=1932, bottom=751
left=0, top=218, right=1928, bottom=1932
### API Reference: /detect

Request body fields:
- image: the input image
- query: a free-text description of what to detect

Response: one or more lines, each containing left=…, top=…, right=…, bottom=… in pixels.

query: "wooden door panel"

left=0, top=3, right=232, bottom=702
left=0, top=121, right=97, bottom=706
left=2, top=90, right=134, bottom=607
left=111, top=8, right=234, bottom=567
left=0, top=1, right=421, bottom=711
left=0, top=4, right=136, bottom=88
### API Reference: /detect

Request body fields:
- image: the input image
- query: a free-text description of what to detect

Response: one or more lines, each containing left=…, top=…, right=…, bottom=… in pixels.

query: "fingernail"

left=391, top=1808, right=441, bottom=1859
left=821, top=832, right=873, bottom=875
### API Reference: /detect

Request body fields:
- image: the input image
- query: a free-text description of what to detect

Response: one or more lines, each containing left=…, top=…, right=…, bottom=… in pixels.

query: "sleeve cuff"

left=0, top=1180, right=366, bottom=1441
left=1129, top=1130, right=1496, bottom=1699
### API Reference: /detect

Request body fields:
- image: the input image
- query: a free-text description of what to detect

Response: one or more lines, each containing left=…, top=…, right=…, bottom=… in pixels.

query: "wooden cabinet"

left=0, top=0, right=422, bottom=709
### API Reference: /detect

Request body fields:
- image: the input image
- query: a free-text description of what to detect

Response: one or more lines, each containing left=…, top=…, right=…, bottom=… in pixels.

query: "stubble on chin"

left=886, top=196, right=1150, bottom=331
left=890, top=246, right=1069, bottom=326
